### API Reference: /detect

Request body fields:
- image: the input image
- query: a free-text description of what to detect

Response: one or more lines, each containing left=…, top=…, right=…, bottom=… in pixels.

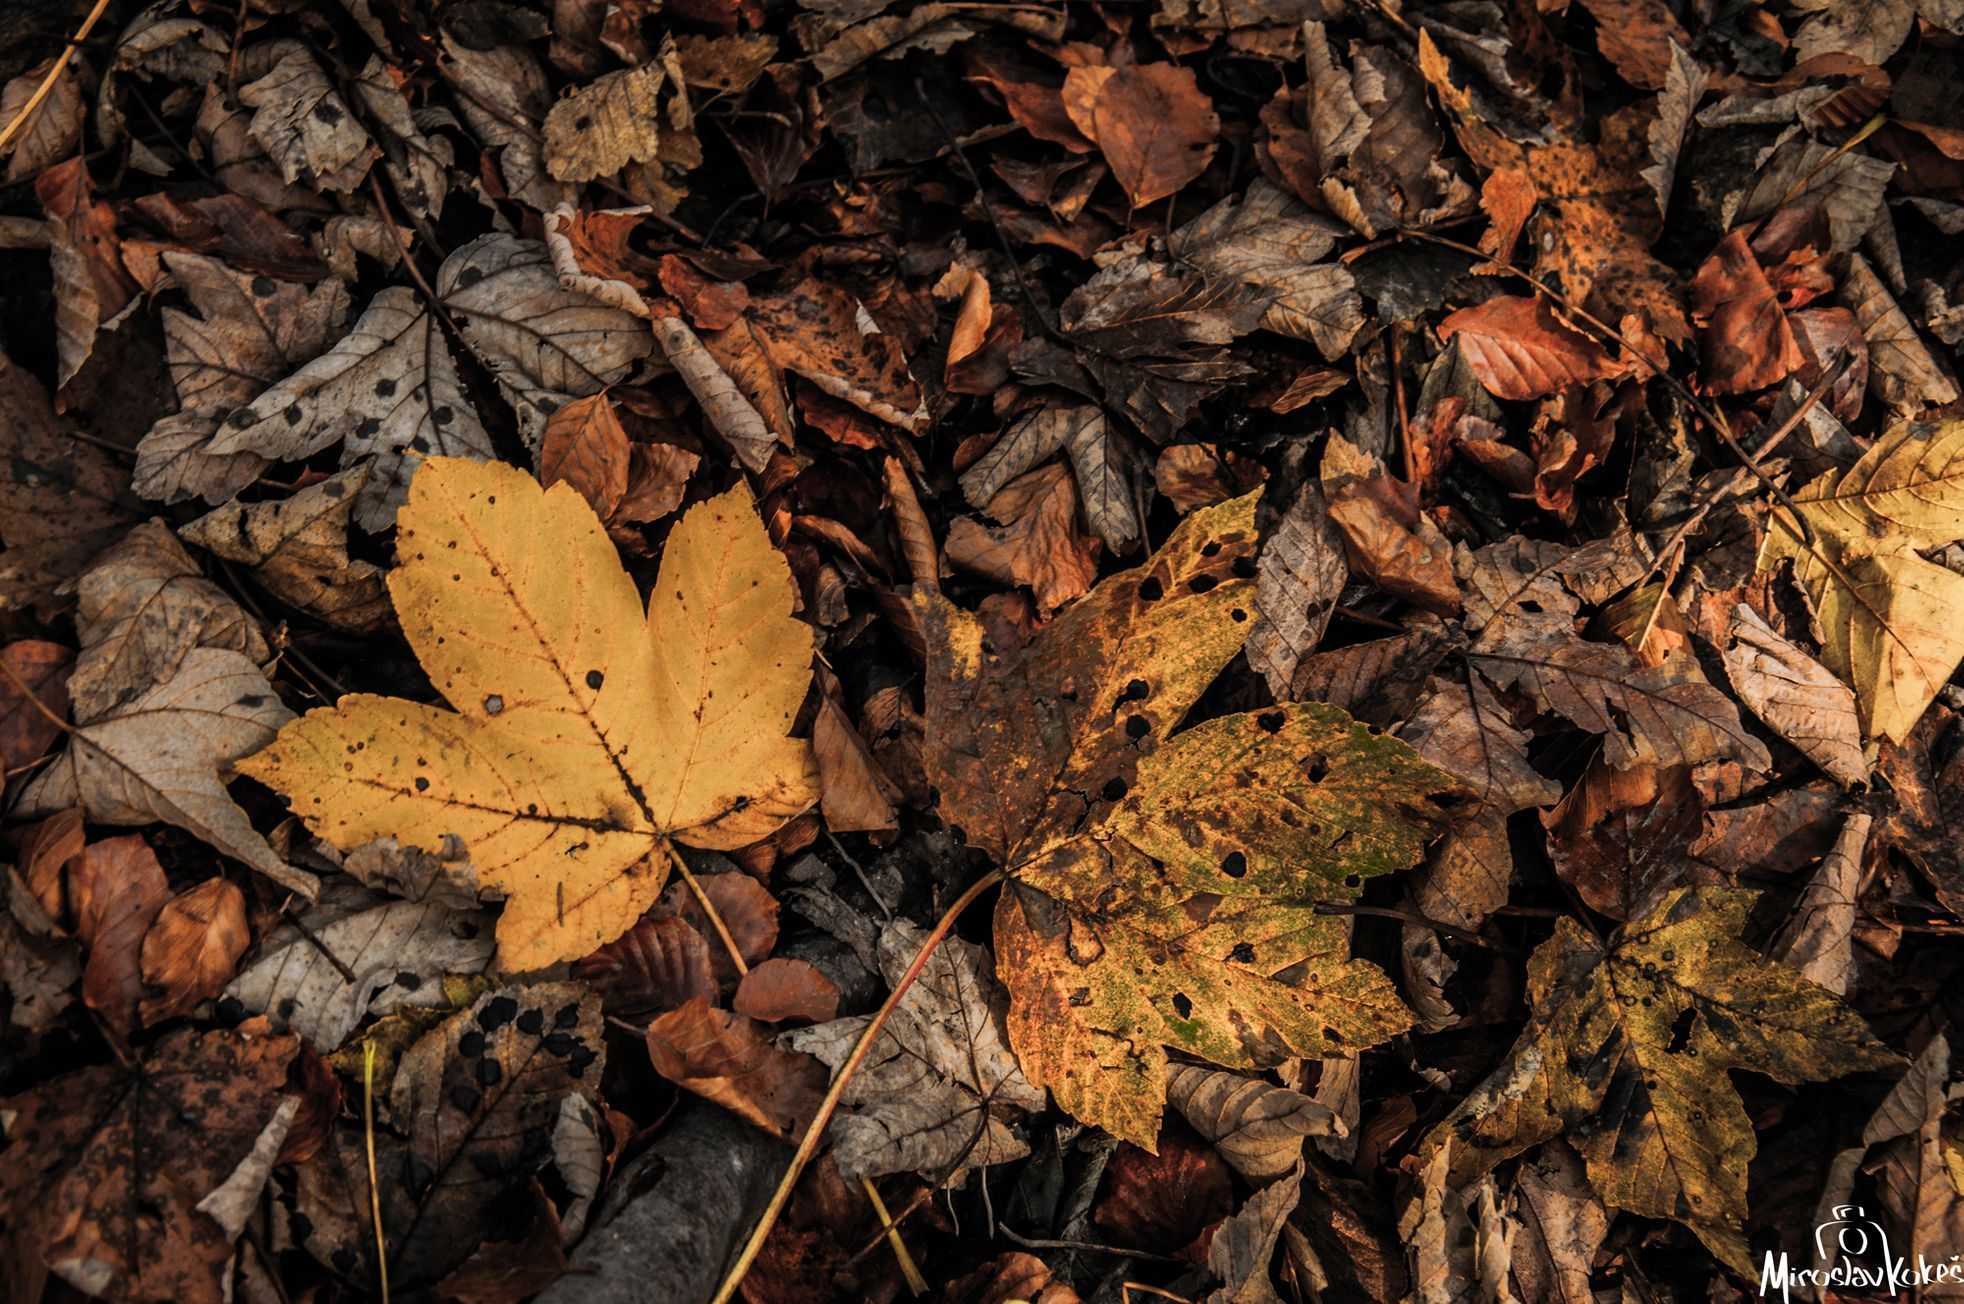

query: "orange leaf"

left=540, top=393, right=632, bottom=519
left=1437, top=295, right=1617, bottom=400
left=1086, top=64, right=1219, bottom=208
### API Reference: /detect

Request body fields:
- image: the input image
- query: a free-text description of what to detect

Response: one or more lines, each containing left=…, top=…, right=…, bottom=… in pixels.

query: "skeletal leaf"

left=20, top=649, right=314, bottom=898
left=921, top=493, right=1463, bottom=1146
left=1759, top=417, right=1964, bottom=742
left=238, top=458, right=816, bottom=971
left=1422, top=887, right=1895, bottom=1272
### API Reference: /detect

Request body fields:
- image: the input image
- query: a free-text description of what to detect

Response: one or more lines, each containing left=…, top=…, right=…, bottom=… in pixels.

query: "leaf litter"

left=0, top=0, right=1960, bottom=1301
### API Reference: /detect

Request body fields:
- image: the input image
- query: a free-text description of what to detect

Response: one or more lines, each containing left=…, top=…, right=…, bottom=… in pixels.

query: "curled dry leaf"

left=239, top=459, right=816, bottom=970
left=1244, top=481, right=1347, bottom=698
left=1166, top=1065, right=1342, bottom=1184
left=68, top=834, right=172, bottom=1039
left=1437, top=296, right=1617, bottom=401
left=540, top=391, right=633, bottom=520
left=1080, top=64, right=1220, bottom=207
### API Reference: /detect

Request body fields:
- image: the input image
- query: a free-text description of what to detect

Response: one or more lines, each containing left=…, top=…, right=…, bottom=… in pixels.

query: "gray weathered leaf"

left=1167, top=1066, right=1341, bottom=1184
left=65, top=521, right=270, bottom=725
left=1641, top=43, right=1706, bottom=216
left=438, top=234, right=656, bottom=445
left=1246, top=482, right=1348, bottom=698
left=205, top=286, right=492, bottom=531
left=1206, top=1160, right=1302, bottom=1304
left=1841, top=254, right=1960, bottom=411
left=134, top=251, right=351, bottom=506
left=960, top=405, right=1142, bottom=551
left=1722, top=604, right=1867, bottom=786
left=351, top=56, right=452, bottom=220
left=239, top=42, right=378, bottom=192
left=782, top=920, right=1045, bottom=1181
left=1171, top=179, right=1364, bottom=359
left=19, top=649, right=315, bottom=896
left=225, top=882, right=495, bottom=1052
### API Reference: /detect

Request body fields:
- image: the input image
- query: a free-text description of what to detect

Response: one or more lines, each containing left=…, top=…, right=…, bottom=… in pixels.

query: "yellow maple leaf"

left=1758, top=418, right=1964, bottom=742
left=240, top=458, right=816, bottom=970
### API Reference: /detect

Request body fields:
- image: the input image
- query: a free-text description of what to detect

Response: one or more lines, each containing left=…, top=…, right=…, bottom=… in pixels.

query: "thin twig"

left=282, top=898, right=359, bottom=983
left=1315, top=901, right=1519, bottom=953
left=859, top=1179, right=927, bottom=1295
left=998, top=1228, right=1182, bottom=1262
left=826, top=829, right=893, bottom=919
left=0, top=0, right=113, bottom=155
left=710, top=868, right=1007, bottom=1304
left=661, top=840, right=750, bottom=976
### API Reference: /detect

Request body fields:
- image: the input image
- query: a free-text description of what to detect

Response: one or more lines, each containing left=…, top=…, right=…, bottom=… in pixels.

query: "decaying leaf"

left=0, top=1024, right=302, bottom=1304
left=785, top=920, right=1045, bottom=1180
left=182, top=468, right=391, bottom=634
left=238, top=457, right=816, bottom=970
left=1422, top=887, right=1894, bottom=1271
left=1165, top=1066, right=1342, bottom=1185
left=920, top=491, right=1464, bottom=1147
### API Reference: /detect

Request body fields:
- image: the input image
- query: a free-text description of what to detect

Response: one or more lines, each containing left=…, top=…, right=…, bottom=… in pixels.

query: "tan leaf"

left=239, top=43, right=378, bottom=192
left=1772, top=812, right=1868, bottom=996
left=182, top=468, right=391, bottom=635
left=543, top=63, right=666, bottom=183
left=1721, top=603, right=1867, bottom=786
left=1166, top=1066, right=1342, bottom=1185
left=540, top=392, right=632, bottom=519
left=20, top=650, right=313, bottom=897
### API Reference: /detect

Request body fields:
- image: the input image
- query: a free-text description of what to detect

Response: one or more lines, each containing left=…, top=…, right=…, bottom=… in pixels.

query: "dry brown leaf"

left=540, top=391, right=633, bottom=520
left=732, top=957, right=839, bottom=1024
left=945, top=462, right=1101, bottom=615
left=68, top=835, right=172, bottom=1039
left=1, top=640, right=73, bottom=774
left=1244, top=481, right=1347, bottom=698
left=1166, top=1066, right=1342, bottom=1185
left=1721, top=603, right=1868, bottom=786
left=1437, top=295, right=1617, bottom=400
left=139, top=877, right=249, bottom=1025
left=644, top=995, right=826, bottom=1141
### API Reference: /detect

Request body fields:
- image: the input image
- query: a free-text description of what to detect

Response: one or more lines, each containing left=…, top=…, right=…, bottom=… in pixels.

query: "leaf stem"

left=709, top=867, right=1007, bottom=1304
left=362, top=1040, right=392, bottom=1304
left=661, top=840, right=750, bottom=977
